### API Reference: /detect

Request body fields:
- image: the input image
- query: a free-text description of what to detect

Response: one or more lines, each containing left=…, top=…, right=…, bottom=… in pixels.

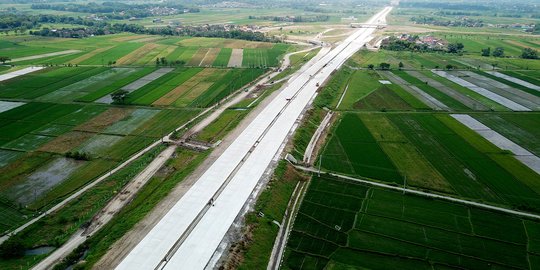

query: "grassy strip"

left=0, top=145, right=165, bottom=270
left=289, top=108, right=325, bottom=161
left=194, top=109, right=248, bottom=144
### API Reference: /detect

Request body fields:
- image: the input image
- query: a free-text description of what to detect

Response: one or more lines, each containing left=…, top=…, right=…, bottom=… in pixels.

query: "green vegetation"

left=234, top=162, right=305, bottom=270
left=320, top=113, right=402, bottom=183
left=283, top=174, right=540, bottom=270
left=195, top=109, right=247, bottom=144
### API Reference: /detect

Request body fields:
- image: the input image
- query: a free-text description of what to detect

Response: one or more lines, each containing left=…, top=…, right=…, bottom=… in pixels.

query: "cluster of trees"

left=65, top=151, right=92, bottom=161
left=522, top=48, right=539, bottom=59
left=155, top=57, right=186, bottom=66
left=410, top=16, right=483, bottom=27
left=31, top=2, right=199, bottom=20
left=29, top=22, right=278, bottom=42
left=481, top=47, right=505, bottom=57
left=381, top=36, right=443, bottom=52
left=481, top=47, right=538, bottom=59
left=382, top=37, right=464, bottom=55
left=0, top=14, right=109, bottom=33
left=248, top=15, right=329, bottom=22
left=447, top=42, right=464, bottom=54
left=0, top=56, right=10, bottom=64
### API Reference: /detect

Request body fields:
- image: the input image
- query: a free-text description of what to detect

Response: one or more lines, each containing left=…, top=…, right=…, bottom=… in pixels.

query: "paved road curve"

left=116, top=6, right=393, bottom=270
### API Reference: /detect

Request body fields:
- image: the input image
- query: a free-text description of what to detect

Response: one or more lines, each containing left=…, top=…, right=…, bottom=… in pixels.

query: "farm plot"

left=453, top=71, right=540, bottom=110
left=96, top=68, right=173, bottom=104
left=199, top=48, right=221, bottom=66
left=115, top=43, right=162, bottom=65
left=69, top=46, right=114, bottom=64
left=187, top=48, right=210, bottom=66
left=189, top=68, right=266, bottom=107
left=77, top=67, right=156, bottom=102
left=353, top=84, right=418, bottom=111
left=0, top=101, right=25, bottom=113
left=37, top=68, right=140, bottom=102
left=320, top=113, right=402, bottom=183
left=359, top=114, right=453, bottom=193
left=0, top=103, right=83, bottom=147
left=227, top=48, right=243, bottom=67
left=432, top=70, right=529, bottom=111
left=451, top=114, right=540, bottom=175
left=242, top=43, right=289, bottom=67
left=176, top=37, right=273, bottom=49
left=0, top=66, right=45, bottom=82
left=152, top=68, right=207, bottom=106
left=173, top=69, right=230, bottom=107
left=502, top=70, right=540, bottom=87
left=80, top=43, right=145, bottom=65
left=130, top=109, right=201, bottom=138
left=0, top=67, right=107, bottom=99
left=104, top=109, right=160, bottom=135
left=126, top=68, right=199, bottom=105
left=392, top=70, right=470, bottom=111
left=486, top=71, right=540, bottom=92
left=404, top=70, right=488, bottom=111
left=381, top=71, right=447, bottom=110
left=3, top=157, right=84, bottom=206
left=213, top=48, right=232, bottom=67
left=388, top=114, right=540, bottom=210
left=284, top=174, right=538, bottom=270
left=422, top=70, right=506, bottom=111
left=473, top=113, right=540, bottom=157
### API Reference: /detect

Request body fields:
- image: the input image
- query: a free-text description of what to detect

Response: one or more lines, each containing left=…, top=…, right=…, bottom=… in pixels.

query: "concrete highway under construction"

left=116, top=6, right=393, bottom=270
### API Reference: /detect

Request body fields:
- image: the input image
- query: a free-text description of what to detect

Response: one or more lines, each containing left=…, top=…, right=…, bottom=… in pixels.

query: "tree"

left=0, top=56, right=10, bottom=64
left=447, top=42, right=464, bottom=54
left=521, top=48, right=538, bottom=59
left=398, top=62, right=404, bottom=70
left=481, top=47, right=491, bottom=57
left=379, top=62, right=390, bottom=70
left=367, top=64, right=374, bottom=70
left=111, top=90, right=129, bottom=104
left=445, top=64, right=454, bottom=70
left=492, top=47, right=504, bottom=57
left=0, top=236, right=25, bottom=259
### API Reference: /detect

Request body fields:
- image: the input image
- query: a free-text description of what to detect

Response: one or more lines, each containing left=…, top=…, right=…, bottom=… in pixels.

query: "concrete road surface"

left=116, top=6, right=393, bottom=270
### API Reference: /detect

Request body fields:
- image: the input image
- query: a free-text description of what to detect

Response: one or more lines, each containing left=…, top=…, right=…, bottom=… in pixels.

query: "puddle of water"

left=25, top=246, right=55, bottom=256
left=7, top=157, right=84, bottom=206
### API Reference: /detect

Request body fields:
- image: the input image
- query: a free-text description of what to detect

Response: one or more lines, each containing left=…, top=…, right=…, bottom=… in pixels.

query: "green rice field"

left=284, top=174, right=540, bottom=270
